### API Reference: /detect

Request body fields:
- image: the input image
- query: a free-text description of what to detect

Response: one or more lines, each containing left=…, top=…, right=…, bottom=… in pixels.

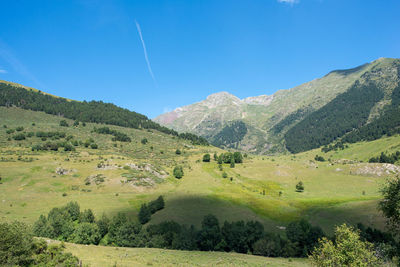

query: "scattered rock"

left=352, top=163, right=400, bottom=177
left=125, top=163, right=168, bottom=178
left=85, top=174, right=106, bottom=185
left=55, top=167, right=76, bottom=175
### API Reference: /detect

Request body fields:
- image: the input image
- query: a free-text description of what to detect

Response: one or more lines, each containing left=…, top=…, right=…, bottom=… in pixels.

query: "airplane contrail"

left=135, top=20, right=157, bottom=86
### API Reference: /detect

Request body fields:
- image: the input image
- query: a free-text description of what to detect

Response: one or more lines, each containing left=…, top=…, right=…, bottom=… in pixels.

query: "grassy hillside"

left=61, top=242, right=309, bottom=266
left=0, top=80, right=208, bottom=145
left=0, top=107, right=394, bottom=233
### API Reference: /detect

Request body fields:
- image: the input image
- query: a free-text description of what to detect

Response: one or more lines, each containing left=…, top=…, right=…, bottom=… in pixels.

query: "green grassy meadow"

left=1, top=107, right=399, bottom=264
left=61, top=241, right=308, bottom=267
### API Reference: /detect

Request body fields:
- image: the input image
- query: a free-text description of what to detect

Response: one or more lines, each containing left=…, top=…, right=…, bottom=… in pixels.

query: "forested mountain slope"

left=155, top=58, right=400, bottom=154
left=0, top=80, right=208, bottom=145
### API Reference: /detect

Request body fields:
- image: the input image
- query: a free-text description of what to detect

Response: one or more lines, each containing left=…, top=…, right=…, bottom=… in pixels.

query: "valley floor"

left=62, top=242, right=309, bottom=267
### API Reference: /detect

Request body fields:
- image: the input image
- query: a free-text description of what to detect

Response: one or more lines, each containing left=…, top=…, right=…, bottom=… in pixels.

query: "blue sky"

left=0, top=0, right=399, bottom=118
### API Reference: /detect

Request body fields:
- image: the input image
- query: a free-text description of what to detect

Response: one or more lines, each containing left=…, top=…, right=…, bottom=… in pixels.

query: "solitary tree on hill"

left=296, top=181, right=304, bottom=192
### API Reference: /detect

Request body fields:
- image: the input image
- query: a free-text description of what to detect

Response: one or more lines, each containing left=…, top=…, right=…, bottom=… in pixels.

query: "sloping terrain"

left=62, top=242, right=309, bottom=266
left=1, top=84, right=399, bottom=265
left=0, top=106, right=395, bottom=234
left=154, top=58, right=400, bottom=154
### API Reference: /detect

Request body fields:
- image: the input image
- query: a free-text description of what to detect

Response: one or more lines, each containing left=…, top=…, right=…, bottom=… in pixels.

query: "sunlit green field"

left=62, top=241, right=309, bottom=267
left=1, top=107, right=399, bottom=264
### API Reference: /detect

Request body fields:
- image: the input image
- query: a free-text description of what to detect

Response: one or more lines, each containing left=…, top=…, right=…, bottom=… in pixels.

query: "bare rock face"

left=242, top=95, right=274, bottom=106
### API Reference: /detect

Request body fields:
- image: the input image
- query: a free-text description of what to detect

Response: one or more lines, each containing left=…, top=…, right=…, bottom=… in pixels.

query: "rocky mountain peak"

left=203, top=91, right=241, bottom=108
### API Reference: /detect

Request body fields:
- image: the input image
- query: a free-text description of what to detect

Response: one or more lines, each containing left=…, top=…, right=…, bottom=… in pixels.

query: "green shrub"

left=90, top=143, right=98, bottom=149
left=296, top=181, right=304, bottom=192
left=59, top=120, right=69, bottom=127
left=173, top=166, right=184, bottom=179
left=13, top=133, right=26, bottom=140
left=202, top=154, right=211, bottom=162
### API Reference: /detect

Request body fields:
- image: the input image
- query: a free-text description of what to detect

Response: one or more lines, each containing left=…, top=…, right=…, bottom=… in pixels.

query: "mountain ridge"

left=154, top=57, right=400, bottom=154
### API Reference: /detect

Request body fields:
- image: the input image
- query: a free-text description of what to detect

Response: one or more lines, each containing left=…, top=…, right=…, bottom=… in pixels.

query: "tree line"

left=93, top=126, right=131, bottom=142
left=369, top=151, right=400, bottom=164
left=0, top=82, right=208, bottom=145
left=32, top=200, right=326, bottom=258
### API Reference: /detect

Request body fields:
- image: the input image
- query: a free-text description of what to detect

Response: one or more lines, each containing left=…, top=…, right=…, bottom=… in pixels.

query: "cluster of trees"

left=9, top=130, right=69, bottom=142
left=31, top=141, right=76, bottom=152
left=0, top=221, right=80, bottom=266
left=321, top=142, right=347, bottom=153
left=138, top=196, right=165, bottom=224
left=177, top=132, right=209, bottom=146
left=216, top=152, right=243, bottom=165
left=35, top=131, right=66, bottom=140
left=93, top=127, right=131, bottom=142
left=12, top=133, right=26, bottom=140
left=0, top=82, right=208, bottom=145
left=369, top=151, right=400, bottom=164
left=59, top=120, right=69, bottom=127
left=33, top=200, right=326, bottom=258
left=314, top=155, right=325, bottom=162
left=285, top=80, right=384, bottom=153
left=33, top=197, right=164, bottom=245
left=6, top=126, right=24, bottom=134
left=211, top=121, right=247, bottom=148
left=30, top=136, right=100, bottom=151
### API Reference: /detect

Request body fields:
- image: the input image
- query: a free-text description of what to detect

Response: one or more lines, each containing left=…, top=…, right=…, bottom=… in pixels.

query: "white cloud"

left=0, top=69, right=7, bottom=74
left=278, top=0, right=299, bottom=4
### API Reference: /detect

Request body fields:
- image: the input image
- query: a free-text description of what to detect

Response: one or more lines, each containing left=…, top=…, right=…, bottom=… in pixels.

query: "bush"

left=175, top=149, right=181, bottom=155
left=13, top=133, right=26, bottom=140
left=222, top=172, right=228, bottom=178
left=296, top=181, right=304, bottom=192
left=202, top=154, right=211, bottom=162
left=90, top=143, right=98, bottom=149
left=141, top=138, right=148, bottom=144
left=233, top=152, right=243, bottom=163
left=16, top=126, right=24, bottom=132
left=64, top=144, right=75, bottom=151
left=310, top=224, right=381, bottom=266
left=173, top=166, right=184, bottom=179
left=314, top=155, right=325, bottom=162
left=59, top=120, right=69, bottom=127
